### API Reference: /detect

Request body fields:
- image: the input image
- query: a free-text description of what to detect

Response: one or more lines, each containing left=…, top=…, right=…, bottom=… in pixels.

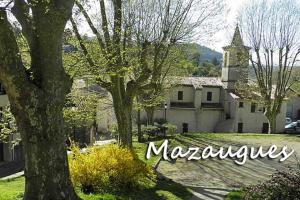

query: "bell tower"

left=221, top=25, right=250, bottom=90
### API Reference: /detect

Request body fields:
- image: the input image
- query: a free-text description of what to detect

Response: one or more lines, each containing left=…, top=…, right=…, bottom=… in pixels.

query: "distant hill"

left=195, top=44, right=223, bottom=64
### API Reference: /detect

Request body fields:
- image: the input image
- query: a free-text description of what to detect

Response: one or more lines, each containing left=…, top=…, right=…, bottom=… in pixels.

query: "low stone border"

left=0, top=171, right=24, bottom=181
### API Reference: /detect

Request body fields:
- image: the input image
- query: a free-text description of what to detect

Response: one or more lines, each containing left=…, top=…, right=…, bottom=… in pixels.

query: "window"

left=178, top=91, right=183, bottom=100
left=182, top=123, right=189, bottom=133
left=239, top=102, right=244, bottom=108
left=226, top=113, right=231, bottom=120
left=262, top=123, right=269, bottom=134
left=238, top=123, right=243, bottom=133
left=251, top=103, right=256, bottom=113
left=207, top=92, right=212, bottom=101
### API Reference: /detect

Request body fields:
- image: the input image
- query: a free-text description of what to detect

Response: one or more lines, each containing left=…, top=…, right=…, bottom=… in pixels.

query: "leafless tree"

left=238, top=0, right=300, bottom=133
left=71, top=0, right=225, bottom=147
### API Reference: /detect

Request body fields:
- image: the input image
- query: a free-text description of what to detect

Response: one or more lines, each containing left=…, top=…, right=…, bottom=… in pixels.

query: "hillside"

left=195, top=44, right=222, bottom=64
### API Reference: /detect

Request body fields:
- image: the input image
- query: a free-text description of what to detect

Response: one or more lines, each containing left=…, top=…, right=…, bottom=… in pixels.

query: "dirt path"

left=156, top=134, right=300, bottom=200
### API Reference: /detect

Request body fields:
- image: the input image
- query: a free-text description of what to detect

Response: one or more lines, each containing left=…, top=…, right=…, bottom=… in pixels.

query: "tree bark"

left=137, top=108, right=143, bottom=143
left=0, top=3, right=80, bottom=199
left=16, top=104, right=79, bottom=200
left=111, top=88, right=133, bottom=148
left=145, top=107, right=155, bottom=126
left=268, top=116, right=277, bottom=134
left=266, top=111, right=277, bottom=134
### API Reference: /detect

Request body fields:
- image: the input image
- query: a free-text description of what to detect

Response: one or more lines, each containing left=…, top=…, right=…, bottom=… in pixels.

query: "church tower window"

left=224, top=52, right=228, bottom=67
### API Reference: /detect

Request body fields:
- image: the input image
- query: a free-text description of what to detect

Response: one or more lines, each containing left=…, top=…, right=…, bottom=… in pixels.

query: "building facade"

left=0, top=83, right=23, bottom=162
left=287, top=96, right=300, bottom=121
left=148, top=26, right=286, bottom=133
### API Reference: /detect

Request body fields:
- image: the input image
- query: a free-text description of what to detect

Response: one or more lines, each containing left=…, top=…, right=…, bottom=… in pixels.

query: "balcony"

left=170, top=102, right=195, bottom=108
left=201, top=103, right=223, bottom=110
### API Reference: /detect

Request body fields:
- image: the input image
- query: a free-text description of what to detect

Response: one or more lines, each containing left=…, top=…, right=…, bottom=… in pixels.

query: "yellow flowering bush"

left=69, top=144, right=155, bottom=193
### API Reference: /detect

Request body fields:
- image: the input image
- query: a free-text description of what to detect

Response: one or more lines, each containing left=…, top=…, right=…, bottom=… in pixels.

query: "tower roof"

left=223, top=25, right=251, bottom=50
left=231, top=25, right=243, bottom=45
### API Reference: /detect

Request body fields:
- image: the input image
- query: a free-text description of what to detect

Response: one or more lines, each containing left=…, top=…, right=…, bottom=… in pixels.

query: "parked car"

left=286, top=118, right=292, bottom=125
left=285, top=121, right=300, bottom=133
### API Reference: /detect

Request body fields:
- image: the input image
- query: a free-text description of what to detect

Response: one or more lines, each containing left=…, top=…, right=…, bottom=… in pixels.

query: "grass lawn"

left=0, top=138, right=193, bottom=200
left=0, top=178, right=24, bottom=200
left=224, top=190, right=243, bottom=200
left=133, top=138, right=163, bottom=166
left=0, top=176, right=192, bottom=200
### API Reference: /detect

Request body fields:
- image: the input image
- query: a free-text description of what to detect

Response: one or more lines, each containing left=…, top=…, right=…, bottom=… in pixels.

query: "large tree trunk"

left=14, top=104, right=78, bottom=200
left=114, top=104, right=133, bottom=148
left=8, top=41, right=80, bottom=200
left=0, top=4, right=80, bottom=199
left=111, top=89, right=133, bottom=148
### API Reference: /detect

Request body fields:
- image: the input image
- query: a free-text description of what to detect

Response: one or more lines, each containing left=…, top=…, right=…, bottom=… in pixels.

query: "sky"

left=206, top=0, right=250, bottom=52
left=0, top=0, right=249, bottom=53
left=0, top=0, right=267, bottom=53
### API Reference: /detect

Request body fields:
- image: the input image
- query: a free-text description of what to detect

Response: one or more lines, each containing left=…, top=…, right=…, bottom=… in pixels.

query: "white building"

left=148, top=26, right=286, bottom=133
left=287, top=96, right=300, bottom=121
left=0, top=83, right=23, bottom=162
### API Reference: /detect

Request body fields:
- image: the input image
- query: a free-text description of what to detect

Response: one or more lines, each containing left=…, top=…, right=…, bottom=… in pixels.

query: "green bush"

left=108, top=124, right=118, bottom=139
left=142, top=125, right=160, bottom=135
left=69, top=144, right=155, bottom=193
left=163, top=123, right=177, bottom=136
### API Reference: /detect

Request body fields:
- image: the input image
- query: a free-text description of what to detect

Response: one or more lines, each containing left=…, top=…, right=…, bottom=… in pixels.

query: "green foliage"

left=69, top=144, right=155, bottom=193
left=0, top=106, right=19, bottom=144
left=186, top=43, right=221, bottom=77
left=63, top=37, right=98, bottom=78
left=225, top=190, right=243, bottom=200
left=141, top=125, right=160, bottom=135
left=234, top=80, right=264, bottom=103
left=289, top=68, right=300, bottom=96
left=194, top=60, right=221, bottom=77
left=108, top=123, right=119, bottom=139
left=163, top=123, right=177, bottom=136
left=64, top=86, right=98, bottom=138
left=136, top=44, right=197, bottom=112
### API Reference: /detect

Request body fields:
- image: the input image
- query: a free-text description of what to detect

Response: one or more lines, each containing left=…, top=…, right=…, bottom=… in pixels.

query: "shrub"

left=243, top=169, right=300, bottom=200
left=154, top=118, right=167, bottom=125
left=163, top=123, right=177, bottom=136
left=69, top=144, right=155, bottom=193
left=142, top=125, right=160, bottom=136
left=108, top=124, right=118, bottom=139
